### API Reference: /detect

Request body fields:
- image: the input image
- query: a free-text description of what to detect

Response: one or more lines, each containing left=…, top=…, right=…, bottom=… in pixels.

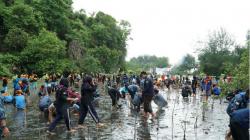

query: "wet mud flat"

left=4, top=88, right=229, bottom=140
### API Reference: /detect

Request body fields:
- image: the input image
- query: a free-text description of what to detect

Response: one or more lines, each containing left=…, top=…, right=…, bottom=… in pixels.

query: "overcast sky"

left=72, top=0, right=250, bottom=65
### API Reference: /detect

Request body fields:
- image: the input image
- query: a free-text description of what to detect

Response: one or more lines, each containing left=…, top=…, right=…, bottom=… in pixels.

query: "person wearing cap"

left=78, top=76, right=104, bottom=128
left=13, top=89, right=26, bottom=110
left=140, top=71, right=155, bottom=119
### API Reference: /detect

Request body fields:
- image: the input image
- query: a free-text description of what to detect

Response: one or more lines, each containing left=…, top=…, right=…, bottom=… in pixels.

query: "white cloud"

left=72, top=0, right=250, bottom=65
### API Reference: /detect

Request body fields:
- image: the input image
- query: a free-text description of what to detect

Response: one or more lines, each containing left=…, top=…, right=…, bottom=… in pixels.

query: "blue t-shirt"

left=13, top=78, right=20, bottom=88
left=14, top=95, right=26, bottom=109
left=39, top=95, right=52, bottom=109
left=213, top=87, right=221, bottom=95
left=205, top=80, right=212, bottom=91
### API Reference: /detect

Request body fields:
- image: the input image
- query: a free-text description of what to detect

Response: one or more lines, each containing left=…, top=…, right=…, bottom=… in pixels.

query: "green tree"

left=0, top=63, right=12, bottom=77
left=88, top=46, right=122, bottom=73
left=127, top=55, right=169, bottom=71
left=3, top=27, right=29, bottom=52
left=233, top=48, right=249, bottom=89
left=3, top=4, right=44, bottom=34
left=198, top=28, right=238, bottom=76
left=0, top=53, right=19, bottom=75
left=218, top=31, right=249, bottom=96
left=21, top=29, right=67, bottom=74
left=34, top=0, right=73, bottom=40
left=0, top=0, right=131, bottom=75
left=3, top=0, right=14, bottom=6
left=79, top=55, right=102, bottom=74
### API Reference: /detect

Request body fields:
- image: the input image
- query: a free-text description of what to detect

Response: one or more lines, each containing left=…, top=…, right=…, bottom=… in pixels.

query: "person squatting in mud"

left=226, top=89, right=249, bottom=140
left=108, top=83, right=122, bottom=109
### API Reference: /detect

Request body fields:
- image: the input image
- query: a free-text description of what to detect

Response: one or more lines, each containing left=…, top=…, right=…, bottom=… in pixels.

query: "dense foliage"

left=219, top=31, right=249, bottom=95
left=198, top=28, right=245, bottom=76
left=0, top=0, right=131, bottom=76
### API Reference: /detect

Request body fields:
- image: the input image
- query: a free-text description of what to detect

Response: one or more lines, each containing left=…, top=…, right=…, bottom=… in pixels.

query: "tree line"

left=0, top=0, right=131, bottom=76
left=126, top=55, right=169, bottom=74
left=171, top=28, right=249, bottom=91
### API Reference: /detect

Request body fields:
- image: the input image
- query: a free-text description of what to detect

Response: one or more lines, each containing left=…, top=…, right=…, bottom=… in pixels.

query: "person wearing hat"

left=140, top=71, right=155, bottom=119
left=13, top=89, right=26, bottom=110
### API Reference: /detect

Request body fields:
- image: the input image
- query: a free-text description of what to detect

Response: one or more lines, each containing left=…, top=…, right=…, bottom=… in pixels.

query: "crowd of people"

left=0, top=71, right=248, bottom=139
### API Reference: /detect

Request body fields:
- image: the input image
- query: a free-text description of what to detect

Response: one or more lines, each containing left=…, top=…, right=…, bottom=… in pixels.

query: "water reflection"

left=13, top=110, right=26, bottom=129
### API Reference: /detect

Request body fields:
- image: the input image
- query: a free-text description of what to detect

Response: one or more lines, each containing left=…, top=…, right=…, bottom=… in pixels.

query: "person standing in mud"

left=140, top=71, right=155, bottom=119
left=204, top=75, right=212, bottom=102
left=0, top=77, right=8, bottom=94
left=122, top=73, right=129, bottom=86
left=51, top=74, right=57, bottom=92
left=191, top=76, right=198, bottom=96
left=47, top=72, right=78, bottom=134
left=116, top=74, right=121, bottom=86
left=164, top=75, right=171, bottom=90
left=0, top=95, right=9, bottom=138
left=69, top=74, right=74, bottom=87
left=78, top=75, right=104, bottom=128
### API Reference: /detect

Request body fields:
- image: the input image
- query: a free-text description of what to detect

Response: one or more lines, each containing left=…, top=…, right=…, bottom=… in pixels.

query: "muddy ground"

left=3, top=85, right=229, bottom=140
